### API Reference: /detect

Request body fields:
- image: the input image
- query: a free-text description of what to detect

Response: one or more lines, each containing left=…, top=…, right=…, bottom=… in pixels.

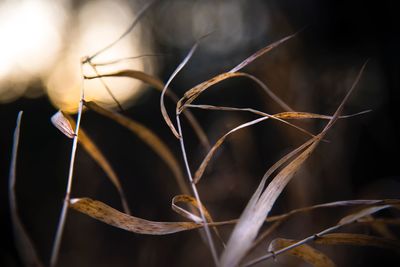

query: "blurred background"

left=1, top=0, right=399, bottom=266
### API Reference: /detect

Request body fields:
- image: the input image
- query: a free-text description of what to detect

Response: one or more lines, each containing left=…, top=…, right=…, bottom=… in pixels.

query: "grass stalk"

left=176, top=114, right=219, bottom=266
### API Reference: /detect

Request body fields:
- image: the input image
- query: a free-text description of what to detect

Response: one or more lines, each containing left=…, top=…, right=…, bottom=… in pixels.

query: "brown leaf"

left=84, top=69, right=210, bottom=149
left=51, top=111, right=75, bottom=138
left=70, top=198, right=202, bottom=235
left=64, top=114, right=131, bottom=214
left=172, top=194, right=225, bottom=246
left=229, top=32, right=298, bottom=73
left=269, top=238, right=336, bottom=267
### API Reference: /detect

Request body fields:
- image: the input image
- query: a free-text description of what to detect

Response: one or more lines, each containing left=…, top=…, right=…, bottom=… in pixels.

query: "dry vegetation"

left=6, top=2, right=400, bottom=267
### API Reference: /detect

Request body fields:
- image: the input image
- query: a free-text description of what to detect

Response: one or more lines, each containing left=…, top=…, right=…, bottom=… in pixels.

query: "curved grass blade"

left=172, top=194, right=225, bottom=246
left=268, top=199, right=399, bottom=223
left=161, top=42, right=199, bottom=138
left=314, top=233, right=400, bottom=253
left=193, top=113, right=318, bottom=184
left=269, top=238, right=336, bottom=267
left=187, top=104, right=371, bottom=120
left=85, top=0, right=156, bottom=62
left=84, top=101, right=189, bottom=195
left=84, top=69, right=211, bottom=149
left=70, top=198, right=202, bottom=235
left=9, top=111, right=44, bottom=267
left=229, top=32, right=299, bottom=73
left=91, top=53, right=165, bottom=66
left=64, top=113, right=131, bottom=215
left=338, top=205, right=394, bottom=225
left=220, top=62, right=368, bottom=267
left=177, top=72, right=293, bottom=114
left=51, top=111, right=75, bottom=139
left=190, top=104, right=366, bottom=184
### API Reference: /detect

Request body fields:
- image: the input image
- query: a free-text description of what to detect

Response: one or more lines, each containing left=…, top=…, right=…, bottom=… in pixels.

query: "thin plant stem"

left=176, top=114, right=219, bottom=266
left=50, top=62, right=85, bottom=267
left=91, top=53, right=166, bottom=66
left=85, top=0, right=156, bottom=62
left=87, top=61, right=123, bottom=111
left=243, top=223, right=348, bottom=267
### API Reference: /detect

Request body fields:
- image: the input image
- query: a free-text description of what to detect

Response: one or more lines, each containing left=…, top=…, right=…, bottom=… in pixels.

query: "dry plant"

left=7, top=2, right=400, bottom=267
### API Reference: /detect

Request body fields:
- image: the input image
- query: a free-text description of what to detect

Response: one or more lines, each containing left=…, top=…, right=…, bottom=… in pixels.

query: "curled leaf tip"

left=51, top=111, right=75, bottom=139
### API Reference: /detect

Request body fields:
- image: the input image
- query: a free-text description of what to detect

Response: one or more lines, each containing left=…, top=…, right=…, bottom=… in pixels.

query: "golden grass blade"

left=220, top=62, right=368, bottom=267
left=91, top=54, right=165, bottom=66
left=172, top=194, right=225, bottom=247
left=229, top=32, right=298, bottom=73
left=190, top=104, right=370, bottom=184
left=70, top=198, right=202, bottom=234
left=338, top=205, right=394, bottom=225
left=9, top=111, right=44, bottom=267
left=193, top=113, right=319, bottom=184
left=268, top=199, right=400, bottom=223
left=177, top=72, right=293, bottom=114
left=85, top=69, right=165, bottom=91
left=187, top=104, right=370, bottom=120
left=315, top=233, right=400, bottom=253
left=64, top=114, right=131, bottom=215
left=161, top=43, right=199, bottom=138
left=51, top=111, right=75, bottom=139
left=84, top=101, right=189, bottom=195
left=172, top=194, right=210, bottom=223
left=269, top=238, right=336, bottom=267
left=85, top=69, right=211, bottom=149
left=177, top=72, right=245, bottom=113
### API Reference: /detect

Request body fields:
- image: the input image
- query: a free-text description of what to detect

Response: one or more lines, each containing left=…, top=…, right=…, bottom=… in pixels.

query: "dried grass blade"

left=84, top=101, right=189, bottom=195
left=51, top=111, right=75, bottom=138
left=314, top=233, right=400, bottom=253
left=85, top=70, right=165, bottom=91
left=268, top=199, right=399, bottom=223
left=229, top=32, right=298, bottom=73
left=192, top=106, right=357, bottom=183
left=64, top=114, right=131, bottom=214
left=220, top=62, right=367, bottom=267
left=268, top=238, right=336, bottom=267
left=85, top=69, right=211, bottom=149
left=9, top=111, right=44, bottom=267
left=177, top=72, right=293, bottom=114
left=172, top=194, right=225, bottom=246
left=161, top=42, right=199, bottom=138
left=187, top=104, right=370, bottom=121
left=70, top=198, right=202, bottom=234
left=339, top=205, right=394, bottom=225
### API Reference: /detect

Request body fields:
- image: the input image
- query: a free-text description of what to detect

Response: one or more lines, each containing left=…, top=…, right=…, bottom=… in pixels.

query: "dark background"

left=1, top=0, right=399, bottom=266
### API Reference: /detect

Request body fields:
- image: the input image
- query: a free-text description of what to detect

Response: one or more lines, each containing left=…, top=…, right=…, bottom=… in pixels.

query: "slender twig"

left=50, top=62, right=86, bottom=267
left=87, top=61, right=124, bottom=111
left=91, top=53, right=166, bottom=66
left=242, top=224, right=342, bottom=267
left=176, top=114, right=219, bottom=266
left=84, top=0, right=156, bottom=63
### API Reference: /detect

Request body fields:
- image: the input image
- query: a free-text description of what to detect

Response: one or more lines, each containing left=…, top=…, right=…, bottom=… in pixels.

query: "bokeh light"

left=0, top=0, right=154, bottom=112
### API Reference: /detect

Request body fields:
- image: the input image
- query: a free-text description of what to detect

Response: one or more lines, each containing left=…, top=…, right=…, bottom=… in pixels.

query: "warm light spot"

left=0, top=0, right=154, bottom=111
left=0, top=0, right=66, bottom=102
left=46, top=0, right=152, bottom=113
